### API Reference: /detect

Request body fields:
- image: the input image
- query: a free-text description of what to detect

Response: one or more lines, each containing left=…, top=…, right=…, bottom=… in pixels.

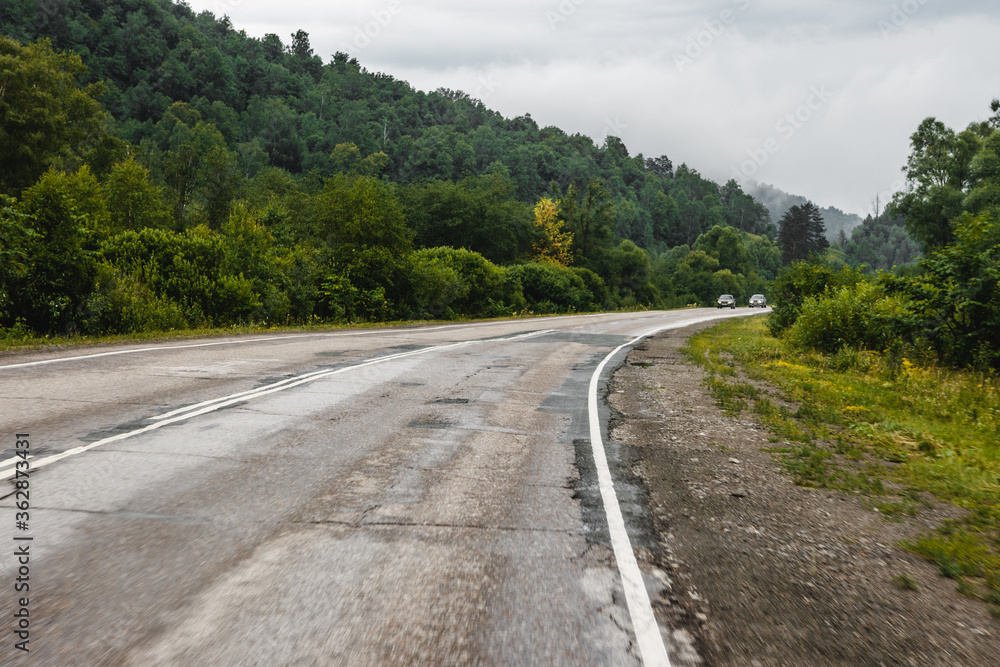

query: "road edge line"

left=587, top=311, right=759, bottom=665
left=589, top=337, right=672, bottom=667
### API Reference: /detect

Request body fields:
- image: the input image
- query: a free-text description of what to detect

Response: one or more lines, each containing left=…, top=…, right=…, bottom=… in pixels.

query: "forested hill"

left=0, top=0, right=800, bottom=339
left=1, top=0, right=771, bottom=249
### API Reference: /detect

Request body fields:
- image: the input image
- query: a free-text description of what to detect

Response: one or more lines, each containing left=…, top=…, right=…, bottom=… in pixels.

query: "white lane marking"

left=149, top=353, right=411, bottom=422
left=587, top=310, right=759, bottom=667
left=0, top=334, right=323, bottom=371
left=589, top=341, right=672, bottom=667
left=151, top=329, right=555, bottom=423
left=0, top=312, right=638, bottom=372
left=0, top=329, right=556, bottom=476
left=0, top=454, right=33, bottom=470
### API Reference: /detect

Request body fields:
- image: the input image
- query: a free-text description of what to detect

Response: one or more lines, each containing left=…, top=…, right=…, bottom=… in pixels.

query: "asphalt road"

left=0, top=309, right=752, bottom=665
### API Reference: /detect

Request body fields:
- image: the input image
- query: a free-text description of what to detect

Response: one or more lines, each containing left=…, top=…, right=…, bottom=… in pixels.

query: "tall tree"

left=777, top=202, right=828, bottom=264
left=560, top=180, right=615, bottom=270
left=0, top=37, right=109, bottom=194
left=645, top=155, right=674, bottom=179
left=889, top=117, right=988, bottom=252
left=530, top=197, right=573, bottom=266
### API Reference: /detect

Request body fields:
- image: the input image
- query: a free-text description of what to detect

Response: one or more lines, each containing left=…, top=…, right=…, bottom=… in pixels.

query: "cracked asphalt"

left=0, top=311, right=748, bottom=665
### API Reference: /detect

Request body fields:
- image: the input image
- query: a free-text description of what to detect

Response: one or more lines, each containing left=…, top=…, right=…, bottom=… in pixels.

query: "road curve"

left=1, top=309, right=755, bottom=665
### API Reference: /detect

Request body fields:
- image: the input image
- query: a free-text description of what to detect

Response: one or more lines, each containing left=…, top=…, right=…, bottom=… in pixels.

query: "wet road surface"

left=0, top=310, right=752, bottom=665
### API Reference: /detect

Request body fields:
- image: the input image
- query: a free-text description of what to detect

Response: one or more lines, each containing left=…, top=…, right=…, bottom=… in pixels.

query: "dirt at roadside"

left=608, top=322, right=1000, bottom=667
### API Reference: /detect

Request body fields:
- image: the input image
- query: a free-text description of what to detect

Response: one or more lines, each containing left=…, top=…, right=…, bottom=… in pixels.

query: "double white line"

left=0, top=330, right=555, bottom=478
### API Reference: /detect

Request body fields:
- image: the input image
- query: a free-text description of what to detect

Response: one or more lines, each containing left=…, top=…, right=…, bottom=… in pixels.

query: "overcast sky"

left=186, top=0, right=1000, bottom=216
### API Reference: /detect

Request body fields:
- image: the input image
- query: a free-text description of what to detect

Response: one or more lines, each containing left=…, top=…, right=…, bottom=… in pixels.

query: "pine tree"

left=777, top=201, right=829, bottom=264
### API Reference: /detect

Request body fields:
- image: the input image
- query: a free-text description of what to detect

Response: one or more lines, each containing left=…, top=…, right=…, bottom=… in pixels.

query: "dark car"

left=717, top=294, right=735, bottom=309
left=749, top=294, right=767, bottom=308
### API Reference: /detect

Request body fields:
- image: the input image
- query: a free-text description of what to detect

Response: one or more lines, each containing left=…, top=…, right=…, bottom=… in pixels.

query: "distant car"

left=717, top=294, right=736, bottom=309
left=749, top=294, right=767, bottom=308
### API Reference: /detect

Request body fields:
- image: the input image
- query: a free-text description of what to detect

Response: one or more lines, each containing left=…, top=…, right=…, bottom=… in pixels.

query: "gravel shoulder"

left=608, top=322, right=999, bottom=667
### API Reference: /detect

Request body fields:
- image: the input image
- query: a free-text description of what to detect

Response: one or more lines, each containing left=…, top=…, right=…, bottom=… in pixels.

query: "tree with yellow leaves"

left=530, top=197, right=573, bottom=266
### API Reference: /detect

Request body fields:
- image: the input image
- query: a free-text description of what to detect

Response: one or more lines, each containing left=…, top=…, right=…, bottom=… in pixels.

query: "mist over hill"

left=747, top=181, right=864, bottom=242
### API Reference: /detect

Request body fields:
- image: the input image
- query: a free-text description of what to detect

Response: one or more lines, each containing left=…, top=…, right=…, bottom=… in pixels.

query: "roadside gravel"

left=608, top=322, right=1000, bottom=666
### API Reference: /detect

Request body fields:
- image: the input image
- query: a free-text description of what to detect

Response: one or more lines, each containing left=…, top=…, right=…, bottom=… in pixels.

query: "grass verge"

left=686, top=316, right=1000, bottom=604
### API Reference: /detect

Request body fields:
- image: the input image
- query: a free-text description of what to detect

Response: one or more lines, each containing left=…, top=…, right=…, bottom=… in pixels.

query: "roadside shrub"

left=82, top=263, right=187, bottom=334
left=890, top=213, right=1000, bottom=370
left=571, top=267, right=610, bottom=309
left=789, top=281, right=907, bottom=353
left=0, top=319, right=33, bottom=345
left=98, top=227, right=261, bottom=326
left=506, top=262, right=597, bottom=313
left=409, top=252, right=468, bottom=319
left=413, top=247, right=524, bottom=317
left=768, top=261, right=865, bottom=335
left=318, top=245, right=412, bottom=322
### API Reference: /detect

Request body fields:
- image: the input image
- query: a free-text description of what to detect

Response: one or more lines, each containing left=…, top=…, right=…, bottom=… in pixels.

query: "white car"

left=749, top=294, right=767, bottom=308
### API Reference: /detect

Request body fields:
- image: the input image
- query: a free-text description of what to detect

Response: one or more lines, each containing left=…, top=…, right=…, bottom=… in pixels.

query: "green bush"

left=319, top=245, right=412, bottom=322
left=3, top=174, right=97, bottom=333
left=892, top=213, right=1000, bottom=369
left=789, top=281, right=907, bottom=353
left=571, top=267, right=611, bottom=310
left=98, top=227, right=261, bottom=326
left=409, top=252, right=468, bottom=319
left=506, top=262, right=599, bottom=313
left=82, top=263, right=187, bottom=334
left=413, top=247, right=524, bottom=317
left=768, top=261, right=864, bottom=335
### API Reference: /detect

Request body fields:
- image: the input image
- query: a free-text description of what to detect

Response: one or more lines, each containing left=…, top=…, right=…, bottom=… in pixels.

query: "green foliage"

left=97, top=227, right=261, bottom=326
left=767, top=261, right=864, bottom=335
left=777, top=201, right=829, bottom=264
left=319, top=246, right=410, bottom=322
left=5, top=169, right=100, bottom=332
left=82, top=263, right=187, bottom=334
left=0, top=37, right=111, bottom=194
left=413, top=247, right=525, bottom=318
left=0, top=195, right=31, bottom=323
left=890, top=212, right=1000, bottom=369
left=891, top=184, right=965, bottom=253
left=598, top=240, right=659, bottom=307
left=408, top=252, right=468, bottom=320
left=966, top=131, right=1000, bottom=213
left=789, top=281, right=907, bottom=353
left=840, top=211, right=921, bottom=272
left=695, top=224, right=753, bottom=276
left=506, top=262, right=601, bottom=313
left=560, top=180, right=615, bottom=270
left=149, top=102, right=236, bottom=227
left=745, top=233, right=783, bottom=281
left=889, top=117, right=991, bottom=253
left=103, top=158, right=170, bottom=231
left=401, top=174, right=533, bottom=264
left=316, top=174, right=412, bottom=254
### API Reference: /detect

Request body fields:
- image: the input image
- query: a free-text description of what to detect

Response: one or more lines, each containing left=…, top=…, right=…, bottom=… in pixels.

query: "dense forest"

left=835, top=210, right=922, bottom=273
left=0, top=1, right=917, bottom=339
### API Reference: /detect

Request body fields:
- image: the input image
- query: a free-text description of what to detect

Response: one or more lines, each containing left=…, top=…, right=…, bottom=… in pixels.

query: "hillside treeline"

left=768, top=101, right=1000, bottom=370
left=1, top=1, right=788, bottom=337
